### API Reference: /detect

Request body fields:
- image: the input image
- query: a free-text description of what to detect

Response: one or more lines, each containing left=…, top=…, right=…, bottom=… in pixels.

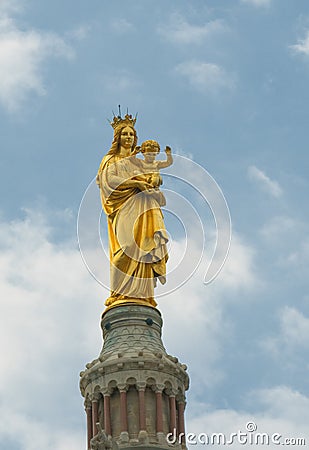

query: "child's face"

left=142, top=142, right=159, bottom=163
left=144, top=152, right=156, bottom=163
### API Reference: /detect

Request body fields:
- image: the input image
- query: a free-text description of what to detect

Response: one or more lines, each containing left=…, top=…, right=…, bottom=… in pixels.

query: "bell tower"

left=80, top=304, right=189, bottom=449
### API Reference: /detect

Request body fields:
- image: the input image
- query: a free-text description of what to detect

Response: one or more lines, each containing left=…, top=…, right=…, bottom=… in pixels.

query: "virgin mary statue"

left=96, top=114, right=168, bottom=308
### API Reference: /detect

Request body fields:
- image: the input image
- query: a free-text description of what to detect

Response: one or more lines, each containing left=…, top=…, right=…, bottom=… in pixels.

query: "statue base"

left=104, top=296, right=157, bottom=311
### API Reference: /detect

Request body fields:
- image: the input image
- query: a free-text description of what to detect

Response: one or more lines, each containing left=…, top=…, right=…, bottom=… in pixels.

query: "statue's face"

left=120, top=126, right=135, bottom=150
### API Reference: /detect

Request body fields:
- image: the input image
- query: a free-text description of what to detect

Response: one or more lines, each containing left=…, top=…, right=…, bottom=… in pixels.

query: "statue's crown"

left=110, top=108, right=137, bottom=131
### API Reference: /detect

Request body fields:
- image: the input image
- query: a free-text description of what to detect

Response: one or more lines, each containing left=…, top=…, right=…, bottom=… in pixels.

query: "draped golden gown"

left=98, top=154, right=168, bottom=307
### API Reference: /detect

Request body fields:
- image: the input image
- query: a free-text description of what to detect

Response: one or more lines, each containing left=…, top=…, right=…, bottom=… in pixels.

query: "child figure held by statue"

left=134, top=140, right=173, bottom=206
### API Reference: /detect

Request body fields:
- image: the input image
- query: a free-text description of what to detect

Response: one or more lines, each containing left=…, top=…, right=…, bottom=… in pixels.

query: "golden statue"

left=96, top=113, right=173, bottom=309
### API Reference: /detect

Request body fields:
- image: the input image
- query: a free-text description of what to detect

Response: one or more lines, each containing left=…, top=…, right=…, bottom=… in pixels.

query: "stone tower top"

left=80, top=305, right=189, bottom=449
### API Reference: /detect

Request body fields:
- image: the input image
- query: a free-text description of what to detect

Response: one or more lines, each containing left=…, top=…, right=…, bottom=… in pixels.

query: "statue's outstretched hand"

left=165, top=145, right=172, bottom=154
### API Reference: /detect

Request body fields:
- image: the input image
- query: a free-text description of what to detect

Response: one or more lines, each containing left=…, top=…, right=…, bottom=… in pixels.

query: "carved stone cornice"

left=84, top=398, right=92, bottom=409
left=154, top=383, right=165, bottom=394
left=92, top=392, right=101, bottom=402
left=136, top=381, right=147, bottom=391
left=117, top=383, right=128, bottom=392
left=101, top=387, right=112, bottom=397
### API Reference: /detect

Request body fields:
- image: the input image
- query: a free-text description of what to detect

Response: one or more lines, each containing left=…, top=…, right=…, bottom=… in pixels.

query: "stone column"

left=118, top=384, right=129, bottom=443
left=169, top=393, right=177, bottom=434
left=85, top=399, right=93, bottom=450
left=178, top=398, right=186, bottom=447
left=102, top=389, right=112, bottom=437
left=137, top=382, right=146, bottom=431
left=155, top=384, right=165, bottom=444
left=137, top=382, right=149, bottom=444
left=92, top=395, right=99, bottom=437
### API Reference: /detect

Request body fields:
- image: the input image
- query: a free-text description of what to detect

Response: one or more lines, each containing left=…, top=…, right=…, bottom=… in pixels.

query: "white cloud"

left=67, top=24, right=91, bottom=41
left=160, top=231, right=257, bottom=390
left=241, top=0, right=272, bottom=7
left=0, top=8, right=74, bottom=112
left=256, top=386, right=309, bottom=424
left=0, top=204, right=258, bottom=448
left=102, top=69, right=140, bottom=92
left=0, top=408, right=84, bottom=450
left=262, top=306, right=309, bottom=357
left=260, top=216, right=299, bottom=239
left=279, top=307, right=309, bottom=348
left=175, top=60, right=235, bottom=94
left=248, top=165, right=283, bottom=198
left=0, top=0, right=22, bottom=14
left=187, top=386, right=309, bottom=449
left=217, top=233, right=257, bottom=290
left=289, top=30, right=309, bottom=57
left=259, top=216, right=309, bottom=272
left=158, top=14, right=225, bottom=44
left=0, top=208, right=103, bottom=449
left=110, top=18, right=134, bottom=34
left=285, top=236, right=309, bottom=267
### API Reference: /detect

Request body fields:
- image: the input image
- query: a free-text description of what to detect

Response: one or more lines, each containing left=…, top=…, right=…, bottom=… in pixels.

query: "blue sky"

left=1, top=0, right=309, bottom=448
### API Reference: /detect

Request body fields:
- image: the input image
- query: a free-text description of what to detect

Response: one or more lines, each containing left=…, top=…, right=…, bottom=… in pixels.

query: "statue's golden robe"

left=98, top=154, right=168, bottom=306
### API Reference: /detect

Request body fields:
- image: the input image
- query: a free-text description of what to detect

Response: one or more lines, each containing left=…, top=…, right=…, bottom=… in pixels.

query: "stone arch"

left=93, top=385, right=101, bottom=395
left=163, top=380, right=173, bottom=395
left=107, top=379, right=117, bottom=393
left=126, top=376, right=137, bottom=386
left=146, top=377, right=156, bottom=388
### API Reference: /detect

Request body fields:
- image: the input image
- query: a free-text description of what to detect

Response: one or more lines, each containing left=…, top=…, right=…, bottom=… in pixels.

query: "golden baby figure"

left=134, top=140, right=173, bottom=206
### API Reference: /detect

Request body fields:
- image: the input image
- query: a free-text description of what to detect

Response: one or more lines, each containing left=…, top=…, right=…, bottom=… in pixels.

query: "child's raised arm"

left=157, top=146, right=173, bottom=169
